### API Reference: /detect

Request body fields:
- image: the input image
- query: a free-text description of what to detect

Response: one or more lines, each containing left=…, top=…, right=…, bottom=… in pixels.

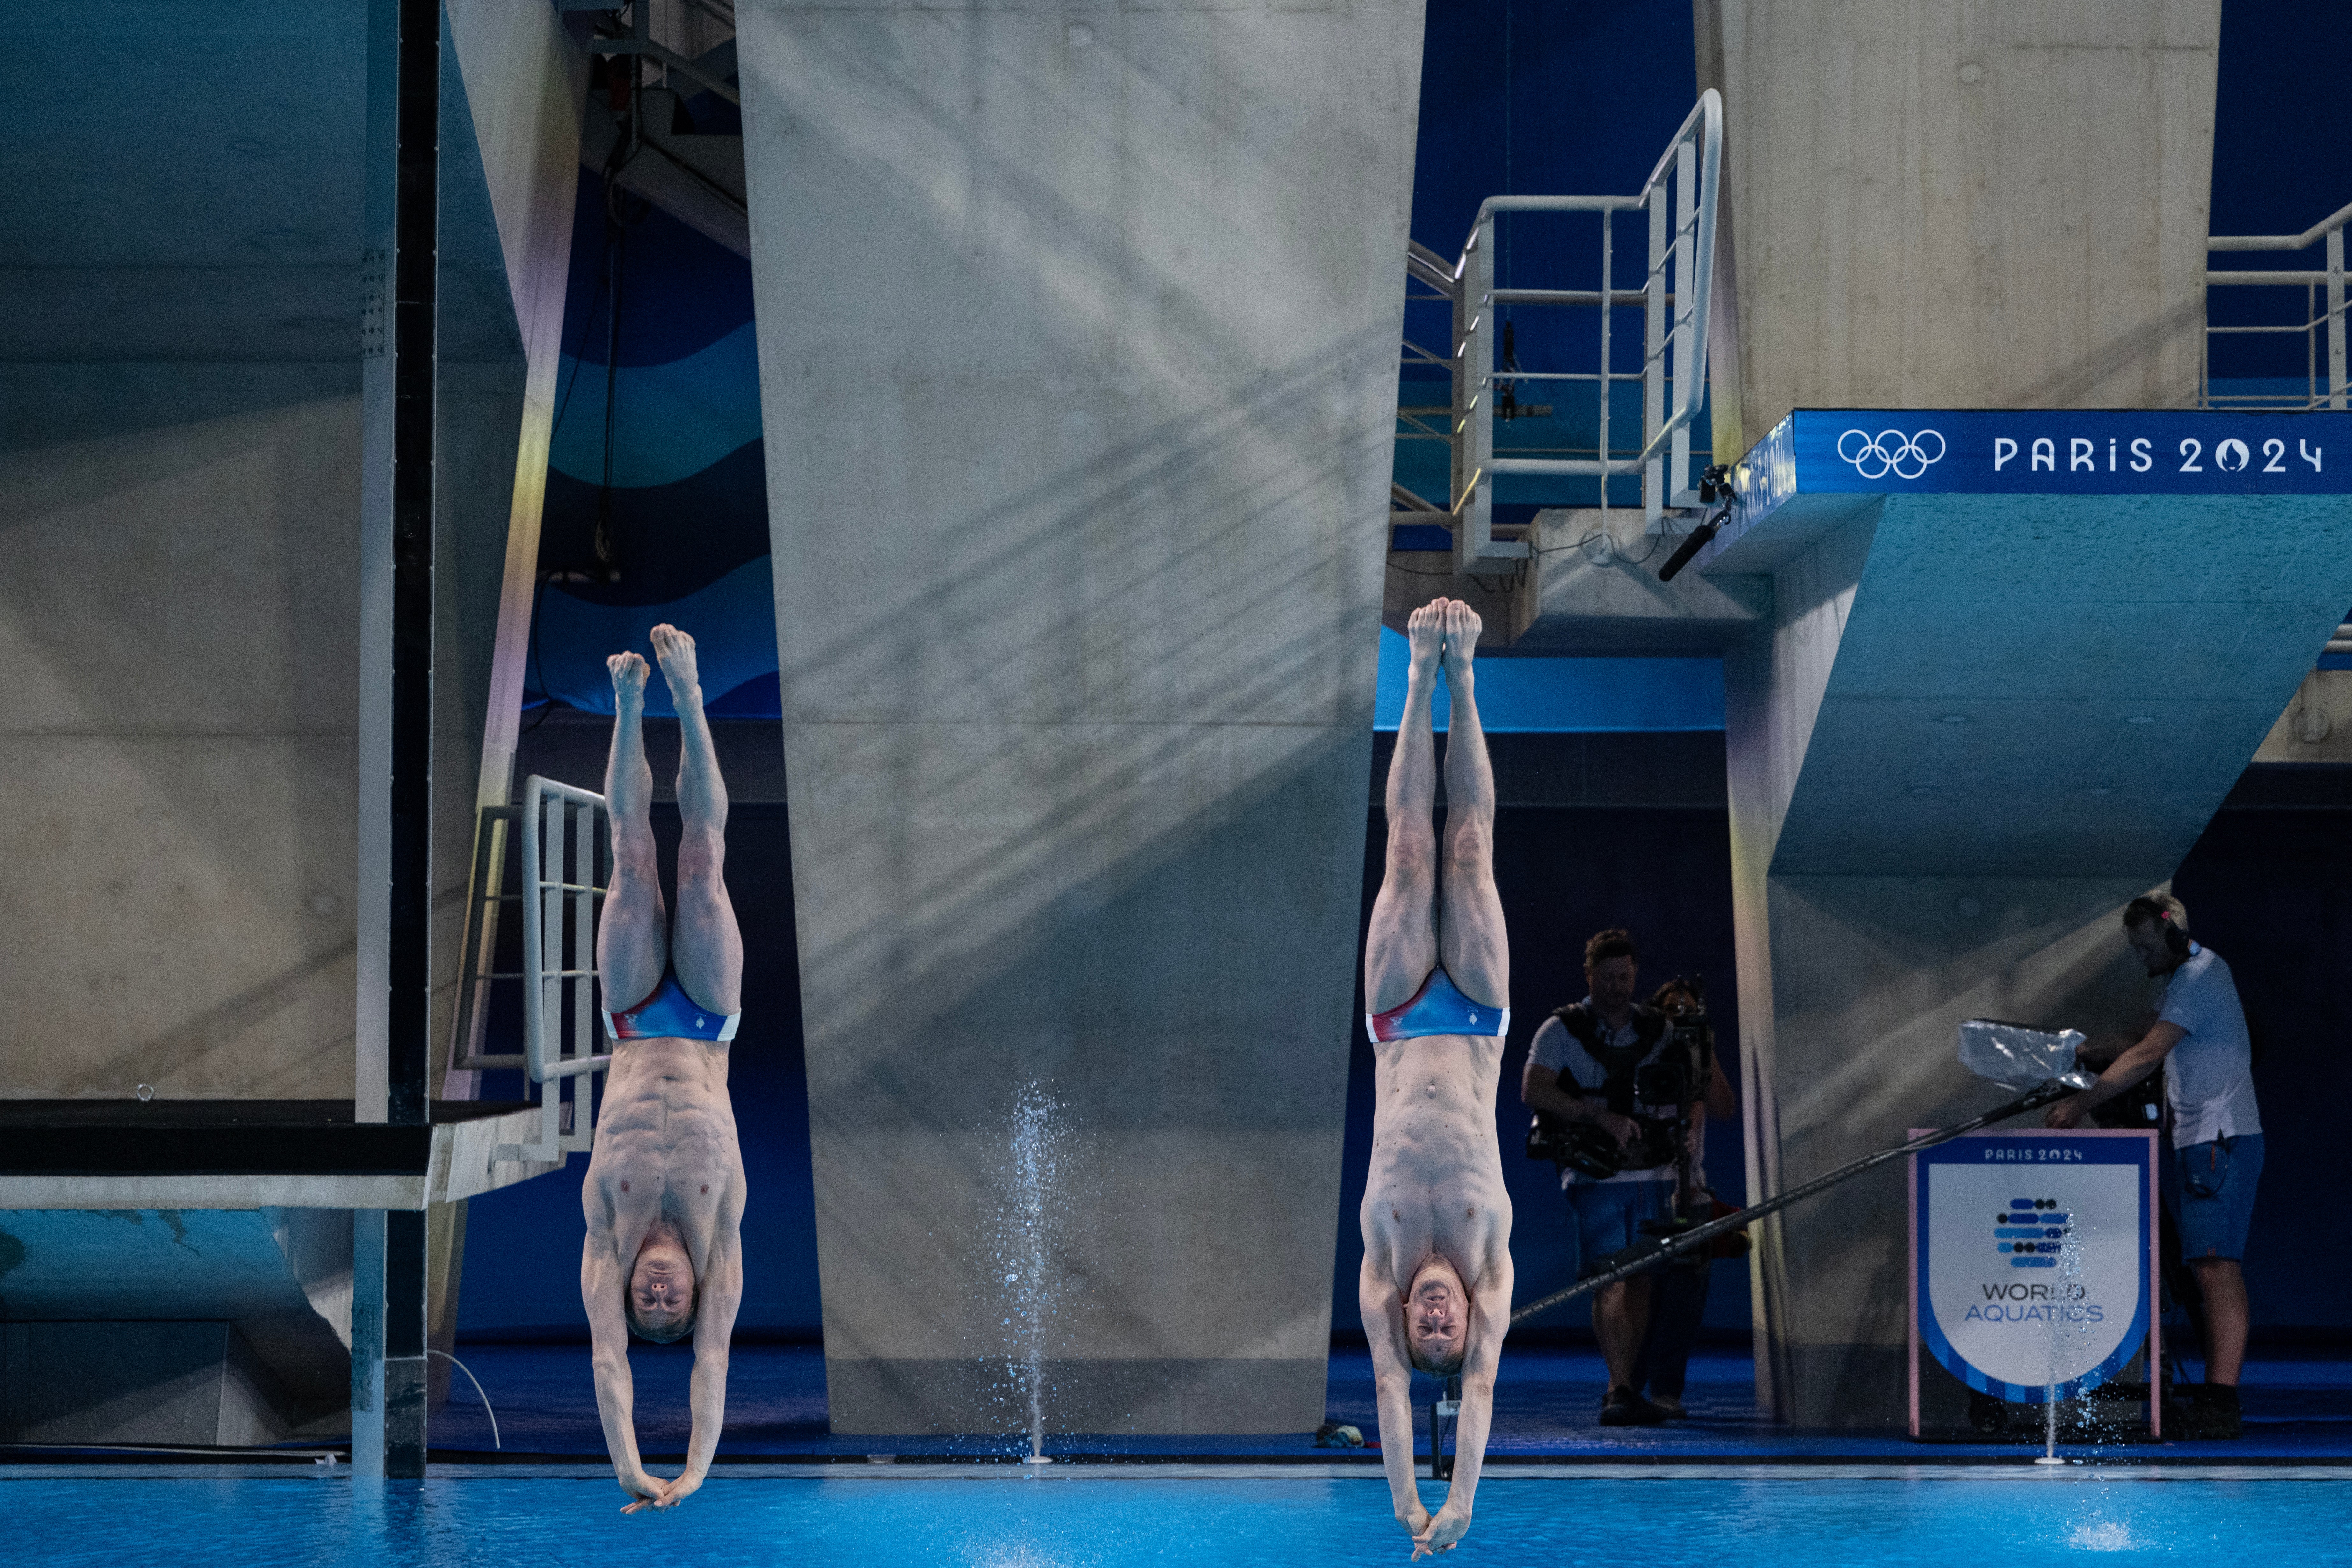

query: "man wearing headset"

left=2045, top=894, right=2261, bottom=1440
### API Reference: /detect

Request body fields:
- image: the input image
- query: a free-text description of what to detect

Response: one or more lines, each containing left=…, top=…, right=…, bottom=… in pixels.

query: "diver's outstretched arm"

left=582, top=1231, right=664, bottom=1511
left=1416, top=1251, right=1513, bottom=1556
left=1359, top=1257, right=1434, bottom=1547
left=651, top=1194, right=747, bottom=1509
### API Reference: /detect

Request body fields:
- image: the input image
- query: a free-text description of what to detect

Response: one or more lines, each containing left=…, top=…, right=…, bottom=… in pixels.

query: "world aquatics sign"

left=1909, top=1131, right=2159, bottom=1432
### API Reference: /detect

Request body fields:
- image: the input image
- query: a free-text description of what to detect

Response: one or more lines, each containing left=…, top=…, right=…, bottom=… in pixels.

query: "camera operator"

left=1519, top=929, right=1699, bottom=1426
left=1627, top=977, right=1739, bottom=1419
left=2044, top=894, right=2261, bottom=1440
left=2075, top=1020, right=2211, bottom=1419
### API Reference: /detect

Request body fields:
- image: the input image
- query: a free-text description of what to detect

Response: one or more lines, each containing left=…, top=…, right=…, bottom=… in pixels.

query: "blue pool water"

left=22, top=1469, right=2352, bottom=1567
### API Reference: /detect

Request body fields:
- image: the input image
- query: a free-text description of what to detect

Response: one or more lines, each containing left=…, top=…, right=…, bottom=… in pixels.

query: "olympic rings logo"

left=1836, top=428, right=1947, bottom=480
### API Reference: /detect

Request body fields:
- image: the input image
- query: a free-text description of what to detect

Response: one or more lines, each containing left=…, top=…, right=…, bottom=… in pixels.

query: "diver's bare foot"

left=649, top=623, right=701, bottom=707
left=1406, top=599, right=1447, bottom=679
left=609, top=651, right=649, bottom=708
left=1441, top=599, right=1482, bottom=674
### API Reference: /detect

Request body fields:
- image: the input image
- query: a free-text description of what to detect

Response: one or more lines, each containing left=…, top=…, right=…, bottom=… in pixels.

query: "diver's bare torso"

left=1361, top=1031, right=1512, bottom=1300
left=584, top=1037, right=745, bottom=1278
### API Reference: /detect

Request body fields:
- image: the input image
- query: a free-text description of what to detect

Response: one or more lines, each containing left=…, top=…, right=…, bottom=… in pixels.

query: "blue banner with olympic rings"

left=1738, top=409, right=2352, bottom=505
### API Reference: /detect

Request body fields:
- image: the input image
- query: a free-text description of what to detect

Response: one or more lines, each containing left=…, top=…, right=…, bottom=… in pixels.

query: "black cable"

left=591, top=52, right=653, bottom=585
left=548, top=222, right=613, bottom=447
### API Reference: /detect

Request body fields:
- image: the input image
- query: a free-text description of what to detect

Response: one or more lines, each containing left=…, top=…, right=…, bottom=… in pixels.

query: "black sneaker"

left=1598, top=1386, right=1667, bottom=1426
left=2179, top=1383, right=2242, bottom=1440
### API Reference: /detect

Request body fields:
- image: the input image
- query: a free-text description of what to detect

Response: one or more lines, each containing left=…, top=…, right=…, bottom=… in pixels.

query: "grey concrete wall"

left=738, top=0, right=1423, bottom=1433
left=1, top=0, right=575, bottom=1111
left=0, top=363, right=519, bottom=1102
left=1728, top=865, right=2156, bottom=1424
left=0, top=1322, right=301, bottom=1445
left=1694, top=0, right=2220, bottom=459
left=0, top=367, right=367, bottom=1098
left=0, top=1207, right=355, bottom=1437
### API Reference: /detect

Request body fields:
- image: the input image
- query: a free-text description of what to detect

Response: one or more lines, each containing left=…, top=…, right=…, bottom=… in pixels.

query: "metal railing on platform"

left=2204, top=200, right=2352, bottom=410
left=450, top=777, right=613, bottom=1165
left=1397, top=90, right=1723, bottom=570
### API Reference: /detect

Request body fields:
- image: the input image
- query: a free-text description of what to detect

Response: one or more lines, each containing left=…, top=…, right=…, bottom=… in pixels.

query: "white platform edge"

left=0, top=1107, right=564, bottom=1211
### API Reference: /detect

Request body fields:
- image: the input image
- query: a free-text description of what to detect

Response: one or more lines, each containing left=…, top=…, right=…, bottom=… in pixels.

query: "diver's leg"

left=599, top=651, right=669, bottom=1013
left=1435, top=600, right=1507, bottom=1009
left=651, top=624, right=743, bottom=1017
left=1364, top=601, right=1447, bottom=1015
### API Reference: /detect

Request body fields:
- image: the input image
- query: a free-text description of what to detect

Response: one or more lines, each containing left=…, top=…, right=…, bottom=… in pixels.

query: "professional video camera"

left=1525, top=975, right=1715, bottom=1185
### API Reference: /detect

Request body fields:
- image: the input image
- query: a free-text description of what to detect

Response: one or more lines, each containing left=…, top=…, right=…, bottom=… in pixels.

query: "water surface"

left=25, top=1468, right=2351, bottom=1567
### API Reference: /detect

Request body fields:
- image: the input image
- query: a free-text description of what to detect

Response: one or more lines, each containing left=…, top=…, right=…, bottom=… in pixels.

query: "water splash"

left=2036, top=1208, right=2086, bottom=1463
left=2067, top=1519, right=2140, bottom=1552
left=994, top=1084, right=1063, bottom=1464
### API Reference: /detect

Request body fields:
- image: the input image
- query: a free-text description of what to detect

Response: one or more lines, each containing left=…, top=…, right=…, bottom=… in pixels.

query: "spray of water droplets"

left=985, top=1084, right=1066, bottom=1463
left=2035, top=1197, right=2137, bottom=1462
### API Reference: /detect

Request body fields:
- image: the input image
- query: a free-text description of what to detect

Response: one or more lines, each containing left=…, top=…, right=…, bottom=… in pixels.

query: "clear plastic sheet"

left=1956, top=1018, right=2086, bottom=1090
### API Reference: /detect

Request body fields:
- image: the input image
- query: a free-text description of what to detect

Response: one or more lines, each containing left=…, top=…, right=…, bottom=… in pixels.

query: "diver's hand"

left=1413, top=1501, right=1471, bottom=1557
left=616, top=1468, right=669, bottom=1514
left=1396, top=1500, right=1433, bottom=1546
left=648, top=1469, right=704, bottom=1511
left=2043, top=1096, right=2086, bottom=1130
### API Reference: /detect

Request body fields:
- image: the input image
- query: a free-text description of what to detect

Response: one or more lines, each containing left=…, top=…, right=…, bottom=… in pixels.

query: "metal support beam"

left=2329, top=227, right=2346, bottom=411
left=350, top=1209, right=385, bottom=1478
left=357, top=0, right=438, bottom=1479
left=385, top=1208, right=430, bottom=1477
left=388, top=0, right=439, bottom=1131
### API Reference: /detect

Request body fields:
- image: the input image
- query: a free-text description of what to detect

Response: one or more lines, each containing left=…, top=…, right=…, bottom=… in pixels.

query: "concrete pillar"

left=737, top=1, right=1424, bottom=1432
left=1683, top=4, right=2315, bottom=1427
left=1695, top=0, right=2219, bottom=462
left=437, top=0, right=590, bottom=1100
left=1712, top=472, right=2352, bottom=1421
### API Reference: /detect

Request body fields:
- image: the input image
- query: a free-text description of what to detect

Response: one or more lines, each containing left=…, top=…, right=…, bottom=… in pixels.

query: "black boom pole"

left=1507, top=1077, right=2090, bottom=1328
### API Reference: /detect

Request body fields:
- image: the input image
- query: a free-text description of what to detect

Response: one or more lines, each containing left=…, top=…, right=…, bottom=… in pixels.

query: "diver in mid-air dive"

left=581, top=624, right=748, bottom=1513
left=1358, top=598, right=1516, bottom=1558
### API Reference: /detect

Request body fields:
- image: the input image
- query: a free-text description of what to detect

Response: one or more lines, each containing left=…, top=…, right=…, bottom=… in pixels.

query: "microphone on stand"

left=1656, top=515, right=1724, bottom=583
left=1657, top=465, right=1738, bottom=583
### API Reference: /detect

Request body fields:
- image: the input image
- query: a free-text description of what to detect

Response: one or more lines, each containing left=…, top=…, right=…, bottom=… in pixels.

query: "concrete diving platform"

left=0, top=1100, right=563, bottom=1447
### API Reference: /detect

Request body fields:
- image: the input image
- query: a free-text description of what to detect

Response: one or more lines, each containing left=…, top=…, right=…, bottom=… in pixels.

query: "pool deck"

left=5, top=1344, right=2342, bottom=1467
left=414, top=1342, right=2352, bottom=1467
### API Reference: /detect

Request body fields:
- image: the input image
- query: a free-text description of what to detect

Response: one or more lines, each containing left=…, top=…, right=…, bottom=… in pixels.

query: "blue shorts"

left=2170, top=1135, right=2263, bottom=1264
left=1564, top=1179, right=1672, bottom=1279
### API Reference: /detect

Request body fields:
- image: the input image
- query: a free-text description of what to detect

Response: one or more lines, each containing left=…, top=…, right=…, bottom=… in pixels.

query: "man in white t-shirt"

left=1521, top=929, right=1693, bottom=1426
left=2046, top=893, right=2262, bottom=1439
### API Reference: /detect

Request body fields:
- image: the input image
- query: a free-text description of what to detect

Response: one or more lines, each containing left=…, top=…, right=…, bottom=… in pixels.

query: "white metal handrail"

left=1407, top=90, right=1723, bottom=570
left=522, top=775, right=612, bottom=1086
left=2203, top=205, right=2350, bottom=411
left=488, top=776, right=614, bottom=1165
